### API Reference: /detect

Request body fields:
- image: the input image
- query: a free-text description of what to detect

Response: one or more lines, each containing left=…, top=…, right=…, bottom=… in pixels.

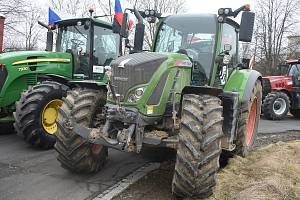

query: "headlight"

left=144, top=10, right=150, bottom=16
left=135, top=88, right=144, bottom=97
left=127, top=87, right=146, bottom=103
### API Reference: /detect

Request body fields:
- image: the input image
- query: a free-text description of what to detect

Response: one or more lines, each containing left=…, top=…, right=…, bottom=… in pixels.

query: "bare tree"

left=0, top=0, right=28, bottom=47
left=254, top=0, right=300, bottom=75
left=96, top=0, right=186, bottom=48
left=130, top=0, right=186, bottom=48
left=23, top=6, right=44, bottom=50
left=3, top=3, right=46, bottom=50
left=50, top=0, right=96, bottom=17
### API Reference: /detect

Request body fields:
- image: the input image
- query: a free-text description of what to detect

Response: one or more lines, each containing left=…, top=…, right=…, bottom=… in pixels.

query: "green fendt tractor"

left=0, top=12, right=120, bottom=148
left=55, top=5, right=262, bottom=198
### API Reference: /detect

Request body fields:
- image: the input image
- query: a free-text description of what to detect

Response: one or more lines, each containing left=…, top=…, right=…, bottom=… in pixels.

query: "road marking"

left=93, top=162, right=160, bottom=200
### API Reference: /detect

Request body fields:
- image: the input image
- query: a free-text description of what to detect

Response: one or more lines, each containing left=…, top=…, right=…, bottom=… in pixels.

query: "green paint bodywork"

left=109, top=14, right=261, bottom=118
left=113, top=53, right=191, bottom=117
left=0, top=51, right=73, bottom=108
left=224, top=68, right=255, bottom=101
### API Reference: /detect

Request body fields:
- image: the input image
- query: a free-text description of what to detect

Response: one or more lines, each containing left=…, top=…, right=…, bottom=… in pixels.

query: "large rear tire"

left=14, top=81, right=68, bottom=149
left=172, top=94, right=223, bottom=198
left=262, top=91, right=289, bottom=120
left=235, top=80, right=262, bottom=157
left=54, top=88, right=108, bottom=173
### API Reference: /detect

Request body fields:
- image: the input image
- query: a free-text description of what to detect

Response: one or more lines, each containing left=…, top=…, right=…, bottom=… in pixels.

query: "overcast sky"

left=34, top=0, right=256, bottom=15
left=186, top=0, right=255, bottom=14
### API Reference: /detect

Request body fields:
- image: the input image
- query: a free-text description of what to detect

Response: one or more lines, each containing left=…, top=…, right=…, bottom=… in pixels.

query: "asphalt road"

left=0, top=118, right=299, bottom=200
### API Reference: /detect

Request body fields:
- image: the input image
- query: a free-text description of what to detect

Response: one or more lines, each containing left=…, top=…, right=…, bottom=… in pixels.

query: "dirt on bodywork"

left=113, top=140, right=300, bottom=200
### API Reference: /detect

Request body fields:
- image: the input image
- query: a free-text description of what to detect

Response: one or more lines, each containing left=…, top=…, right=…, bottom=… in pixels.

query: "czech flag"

left=114, top=0, right=133, bottom=28
left=48, top=8, right=61, bottom=26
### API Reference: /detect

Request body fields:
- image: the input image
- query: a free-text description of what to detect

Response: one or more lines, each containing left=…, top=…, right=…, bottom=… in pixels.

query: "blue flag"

left=48, top=8, right=61, bottom=25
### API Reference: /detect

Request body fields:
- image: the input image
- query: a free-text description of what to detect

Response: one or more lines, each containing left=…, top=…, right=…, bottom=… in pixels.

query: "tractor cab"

left=262, top=59, right=300, bottom=120
left=53, top=17, right=120, bottom=81
left=287, top=60, right=300, bottom=87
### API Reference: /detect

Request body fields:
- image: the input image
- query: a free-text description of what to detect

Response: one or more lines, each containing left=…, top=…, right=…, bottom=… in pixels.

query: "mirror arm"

left=38, top=21, right=51, bottom=31
left=232, top=5, right=249, bottom=17
left=134, top=8, right=143, bottom=23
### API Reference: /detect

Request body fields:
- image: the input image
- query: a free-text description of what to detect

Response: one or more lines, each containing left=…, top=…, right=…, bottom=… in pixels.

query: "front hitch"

left=71, top=119, right=135, bottom=152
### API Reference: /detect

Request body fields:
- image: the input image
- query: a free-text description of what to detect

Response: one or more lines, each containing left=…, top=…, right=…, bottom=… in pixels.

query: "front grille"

left=0, top=67, right=8, bottom=91
left=110, top=52, right=167, bottom=101
left=25, top=74, right=37, bottom=86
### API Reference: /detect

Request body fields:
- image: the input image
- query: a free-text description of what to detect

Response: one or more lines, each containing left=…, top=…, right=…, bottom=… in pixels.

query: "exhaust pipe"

left=0, top=15, right=5, bottom=53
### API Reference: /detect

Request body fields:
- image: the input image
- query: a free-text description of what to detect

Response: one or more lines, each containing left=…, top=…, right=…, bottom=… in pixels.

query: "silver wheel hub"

left=273, top=98, right=287, bottom=115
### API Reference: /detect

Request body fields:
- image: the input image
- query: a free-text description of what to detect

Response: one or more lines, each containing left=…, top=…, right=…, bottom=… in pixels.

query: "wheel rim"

left=273, top=97, right=287, bottom=115
left=246, top=97, right=257, bottom=146
left=41, top=99, right=63, bottom=135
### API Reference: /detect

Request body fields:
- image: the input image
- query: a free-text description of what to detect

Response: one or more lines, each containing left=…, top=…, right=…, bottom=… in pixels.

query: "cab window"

left=220, top=23, right=237, bottom=67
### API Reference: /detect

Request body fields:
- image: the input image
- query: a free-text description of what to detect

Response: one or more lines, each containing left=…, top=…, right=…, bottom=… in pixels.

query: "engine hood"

left=0, top=51, right=72, bottom=67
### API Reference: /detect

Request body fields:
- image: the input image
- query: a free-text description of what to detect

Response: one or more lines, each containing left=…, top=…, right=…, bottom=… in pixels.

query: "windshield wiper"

left=74, top=26, right=87, bottom=40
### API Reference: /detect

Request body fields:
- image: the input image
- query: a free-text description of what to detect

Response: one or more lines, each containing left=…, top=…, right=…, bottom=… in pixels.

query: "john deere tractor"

left=55, top=5, right=262, bottom=198
left=0, top=13, right=120, bottom=148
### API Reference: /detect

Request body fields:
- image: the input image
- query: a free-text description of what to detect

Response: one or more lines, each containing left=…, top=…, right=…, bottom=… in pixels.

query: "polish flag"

left=114, top=0, right=133, bottom=29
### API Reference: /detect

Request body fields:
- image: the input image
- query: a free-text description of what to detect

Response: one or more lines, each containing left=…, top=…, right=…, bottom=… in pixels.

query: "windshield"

left=94, top=25, right=119, bottom=66
left=56, top=23, right=90, bottom=76
left=56, top=21, right=119, bottom=79
left=57, top=24, right=89, bottom=53
left=154, top=14, right=217, bottom=82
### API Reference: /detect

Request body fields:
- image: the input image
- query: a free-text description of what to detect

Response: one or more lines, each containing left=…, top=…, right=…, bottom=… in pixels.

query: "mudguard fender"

left=224, top=69, right=262, bottom=103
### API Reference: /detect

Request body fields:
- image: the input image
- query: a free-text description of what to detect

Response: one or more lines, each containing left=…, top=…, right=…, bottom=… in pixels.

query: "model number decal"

left=18, top=67, right=29, bottom=71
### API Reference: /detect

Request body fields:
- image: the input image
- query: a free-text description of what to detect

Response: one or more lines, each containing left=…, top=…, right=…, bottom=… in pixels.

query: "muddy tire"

left=262, top=91, right=290, bottom=120
left=14, top=81, right=68, bottom=149
left=235, top=80, right=262, bottom=157
left=290, top=109, right=300, bottom=118
left=54, top=88, right=108, bottom=173
left=172, top=94, right=223, bottom=198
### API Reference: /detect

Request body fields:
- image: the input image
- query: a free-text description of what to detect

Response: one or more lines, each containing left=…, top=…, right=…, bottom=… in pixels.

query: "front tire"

left=235, top=80, right=262, bottom=157
left=54, top=88, right=108, bottom=173
left=172, top=94, right=223, bottom=198
left=262, top=91, right=290, bottom=120
left=14, top=81, right=68, bottom=149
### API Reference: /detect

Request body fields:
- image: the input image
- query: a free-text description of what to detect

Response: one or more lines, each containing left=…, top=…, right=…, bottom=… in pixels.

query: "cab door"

left=217, top=23, right=238, bottom=86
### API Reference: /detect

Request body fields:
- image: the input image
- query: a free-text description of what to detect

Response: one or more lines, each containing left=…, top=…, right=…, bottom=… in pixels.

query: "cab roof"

left=54, top=17, right=112, bottom=29
left=163, top=14, right=218, bottom=34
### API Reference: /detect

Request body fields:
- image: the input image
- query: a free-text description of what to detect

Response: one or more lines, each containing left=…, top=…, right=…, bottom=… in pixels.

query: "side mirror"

left=216, top=52, right=231, bottom=65
left=120, top=13, right=129, bottom=38
left=239, top=11, right=255, bottom=42
left=224, top=44, right=232, bottom=52
left=132, top=23, right=145, bottom=52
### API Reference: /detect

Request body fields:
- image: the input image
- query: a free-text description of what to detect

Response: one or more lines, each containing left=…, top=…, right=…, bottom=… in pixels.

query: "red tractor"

left=262, top=60, right=300, bottom=120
